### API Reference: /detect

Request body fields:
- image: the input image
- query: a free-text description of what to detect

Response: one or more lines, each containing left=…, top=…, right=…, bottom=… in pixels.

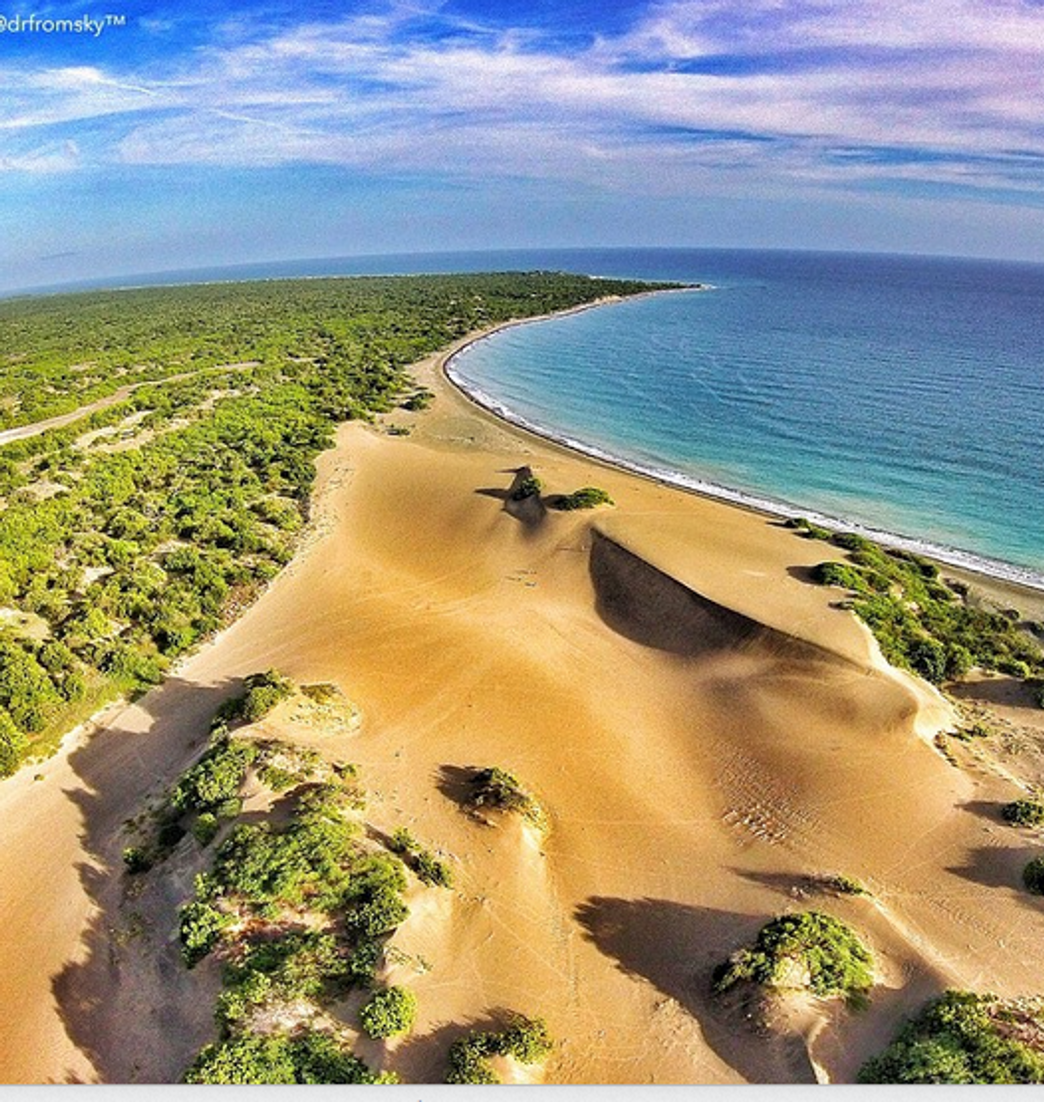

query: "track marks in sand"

left=716, top=745, right=824, bottom=851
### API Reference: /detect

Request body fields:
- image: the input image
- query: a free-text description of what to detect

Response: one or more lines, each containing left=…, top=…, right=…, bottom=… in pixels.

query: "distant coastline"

left=443, top=298, right=1044, bottom=596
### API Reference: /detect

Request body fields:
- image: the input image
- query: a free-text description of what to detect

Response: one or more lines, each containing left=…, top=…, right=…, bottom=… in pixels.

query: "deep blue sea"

left=20, top=247, right=1044, bottom=586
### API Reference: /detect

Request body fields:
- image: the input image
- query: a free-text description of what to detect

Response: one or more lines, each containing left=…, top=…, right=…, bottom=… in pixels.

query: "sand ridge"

left=0, top=314, right=1042, bottom=1082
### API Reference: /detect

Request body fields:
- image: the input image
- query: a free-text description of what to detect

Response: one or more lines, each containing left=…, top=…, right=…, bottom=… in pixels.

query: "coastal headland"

left=1, top=296, right=1043, bottom=1083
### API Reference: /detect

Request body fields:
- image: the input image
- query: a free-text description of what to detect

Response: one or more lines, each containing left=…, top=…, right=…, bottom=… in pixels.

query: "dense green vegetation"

left=792, top=521, right=1044, bottom=685
left=185, top=1029, right=397, bottom=1085
left=217, top=668, right=294, bottom=725
left=120, top=670, right=330, bottom=872
left=859, top=991, right=1044, bottom=1084
left=469, top=766, right=547, bottom=829
left=359, top=985, right=418, bottom=1039
left=164, top=683, right=423, bottom=1083
left=0, top=272, right=665, bottom=778
left=445, top=1015, right=553, bottom=1084
left=511, top=475, right=543, bottom=501
left=713, top=911, right=874, bottom=1004
left=1002, top=799, right=1044, bottom=827
left=389, top=826, right=454, bottom=887
left=549, top=486, right=614, bottom=511
left=1023, top=857, right=1044, bottom=895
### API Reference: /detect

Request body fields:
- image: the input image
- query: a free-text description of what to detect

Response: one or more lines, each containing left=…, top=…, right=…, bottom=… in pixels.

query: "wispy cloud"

left=0, top=0, right=1042, bottom=209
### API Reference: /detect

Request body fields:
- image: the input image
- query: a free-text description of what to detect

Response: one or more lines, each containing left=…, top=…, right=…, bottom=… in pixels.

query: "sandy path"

left=0, top=362, right=259, bottom=448
left=1, top=331, right=1043, bottom=1082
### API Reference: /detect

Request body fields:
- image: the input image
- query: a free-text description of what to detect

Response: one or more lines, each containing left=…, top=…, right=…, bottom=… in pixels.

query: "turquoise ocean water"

left=445, top=250, right=1044, bottom=588
left=24, top=246, right=1044, bottom=587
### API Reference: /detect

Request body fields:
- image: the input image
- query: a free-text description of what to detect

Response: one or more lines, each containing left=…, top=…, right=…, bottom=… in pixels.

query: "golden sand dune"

left=1, top=328, right=1043, bottom=1083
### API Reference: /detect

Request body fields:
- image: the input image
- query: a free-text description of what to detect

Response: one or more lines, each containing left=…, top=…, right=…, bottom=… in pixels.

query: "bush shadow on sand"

left=573, top=895, right=819, bottom=1084
left=49, top=675, right=241, bottom=1083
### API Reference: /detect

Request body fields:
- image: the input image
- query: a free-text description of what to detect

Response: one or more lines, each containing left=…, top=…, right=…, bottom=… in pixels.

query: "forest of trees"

left=0, top=272, right=667, bottom=777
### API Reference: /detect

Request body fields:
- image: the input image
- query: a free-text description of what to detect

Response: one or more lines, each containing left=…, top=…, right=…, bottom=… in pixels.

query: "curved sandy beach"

left=1, top=311, right=1043, bottom=1083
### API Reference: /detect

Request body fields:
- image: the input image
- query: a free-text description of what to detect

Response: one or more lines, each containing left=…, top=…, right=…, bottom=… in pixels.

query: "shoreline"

left=441, top=297, right=1044, bottom=599
left=3, top=289, right=1043, bottom=1082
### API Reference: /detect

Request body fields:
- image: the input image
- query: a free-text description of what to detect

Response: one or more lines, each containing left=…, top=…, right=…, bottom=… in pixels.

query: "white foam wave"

left=446, top=355, right=1044, bottom=594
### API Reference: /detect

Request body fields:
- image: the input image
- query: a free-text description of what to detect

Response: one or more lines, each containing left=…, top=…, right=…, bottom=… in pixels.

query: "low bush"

left=359, top=985, right=418, bottom=1039
left=171, top=738, right=256, bottom=815
left=401, top=390, right=433, bottom=411
left=179, top=900, right=232, bottom=967
left=859, top=991, right=1044, bottom=1084
left=218, top=931, right=349, bottom=1027
left=239, top=669, right=294, bottom=723
left=185, top=1029, right=395, bottom=1085
left=821, top=874, right=868, bottom=896
left=445, top=1015, right=553, bottom=1084
left=414, top=850, right=453, bottom=888
left=713, top=911, right=873, bottom=1003
left=214, top=669, right=293, bottom=727
left=811, top=534, right=1044, bottom=686
left=511, top=476, right=542, bottom=501
left=388, top=826, right=453, bottom=887
left=122, top=846, right=153, bottom=874
left=551, top=486, right=613, bottom=511
left=470, top=766, right=545, bottom=828
left=446, top=1033, right=500, bottom=1085
left=1002, top=800, right=1044, bottom=828
left=1023, top=857, right=1044, bottom=895
left=498, top=1014, right=554, bottom=1063
left=193, top=812, right=220, bottom=846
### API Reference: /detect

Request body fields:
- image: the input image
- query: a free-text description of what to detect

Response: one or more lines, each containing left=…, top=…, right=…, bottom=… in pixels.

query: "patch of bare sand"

left=2, top=323, right=1044, bottom=1083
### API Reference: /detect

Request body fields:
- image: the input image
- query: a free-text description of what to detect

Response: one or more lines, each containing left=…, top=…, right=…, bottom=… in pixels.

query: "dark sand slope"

left=0, top=339, right=1042, bottom=1083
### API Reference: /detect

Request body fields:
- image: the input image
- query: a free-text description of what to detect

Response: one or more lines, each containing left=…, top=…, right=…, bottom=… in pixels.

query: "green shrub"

left=240, top=669, right=294, bottom=723
left=345, top=885, right=408, bottom=938
left=0, top=708, right=28, bottom=778
left=471, top=766, right=545, bottom=827
left=787, top=517, right=831, bottom=540
left=122, top=845, right=153, bottom=874
left=401, top=390, right=433, bottom=411
left=221, top=930, right=349, bottom=1018
left=388, top=827, right=453, bottom=887
left=445, top=1015, right=553, bottom=1084
left=179, top=900, right=232, bottom=967
left=859, top=991, right=1044, bottom=1084
left=822, top=874, right=868, bottom=896
left=185, top=1032, right=297, bottom=1084
left=446, top=1033, right=500, bottom=1084
left=300, top=682, right=340, bottom=704
left=186, top=1027, right=396, bottom=1085
left=1023, top=857, right=1044, bottom=895
left=813, top=561, right=869, bottom=593
left=193, top=812, right=220, bottom=846
left=157, top=818, right=187, bottom=849
left=713, top=911, right=873, bottom=1002
left=498, top=1014, right=553, bottom=1063
left=831, top=532, right=877, bottom=554
left=290, top=1031, right=397, bottom=1084
left=511, top=476, right=542, bottom=501
left=414, top=850, right=453, bottom=888
left=345, top=937, right=383, bottom=987
left=389, top=826, right=418, bottom=855
left=809, top=533, right=1044, bottom=687
left=1002, top=800, right=1044, bottom=827
left=360, top=985, right=418, bottom=1039
left=551, top=486, right=613, bottom=511
left=171, top=738, right=256, bottom=814
left=214, top=670, right=293, bottom=727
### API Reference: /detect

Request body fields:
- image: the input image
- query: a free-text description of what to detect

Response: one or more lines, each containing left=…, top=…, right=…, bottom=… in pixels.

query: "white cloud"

left=0, top=0, right=1042, bottom=204
left=0, top=138, right=80, bottom=172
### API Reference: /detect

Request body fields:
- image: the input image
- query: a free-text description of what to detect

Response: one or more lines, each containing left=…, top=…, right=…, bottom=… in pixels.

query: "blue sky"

left=2, top=0, right=1044, bottom=291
